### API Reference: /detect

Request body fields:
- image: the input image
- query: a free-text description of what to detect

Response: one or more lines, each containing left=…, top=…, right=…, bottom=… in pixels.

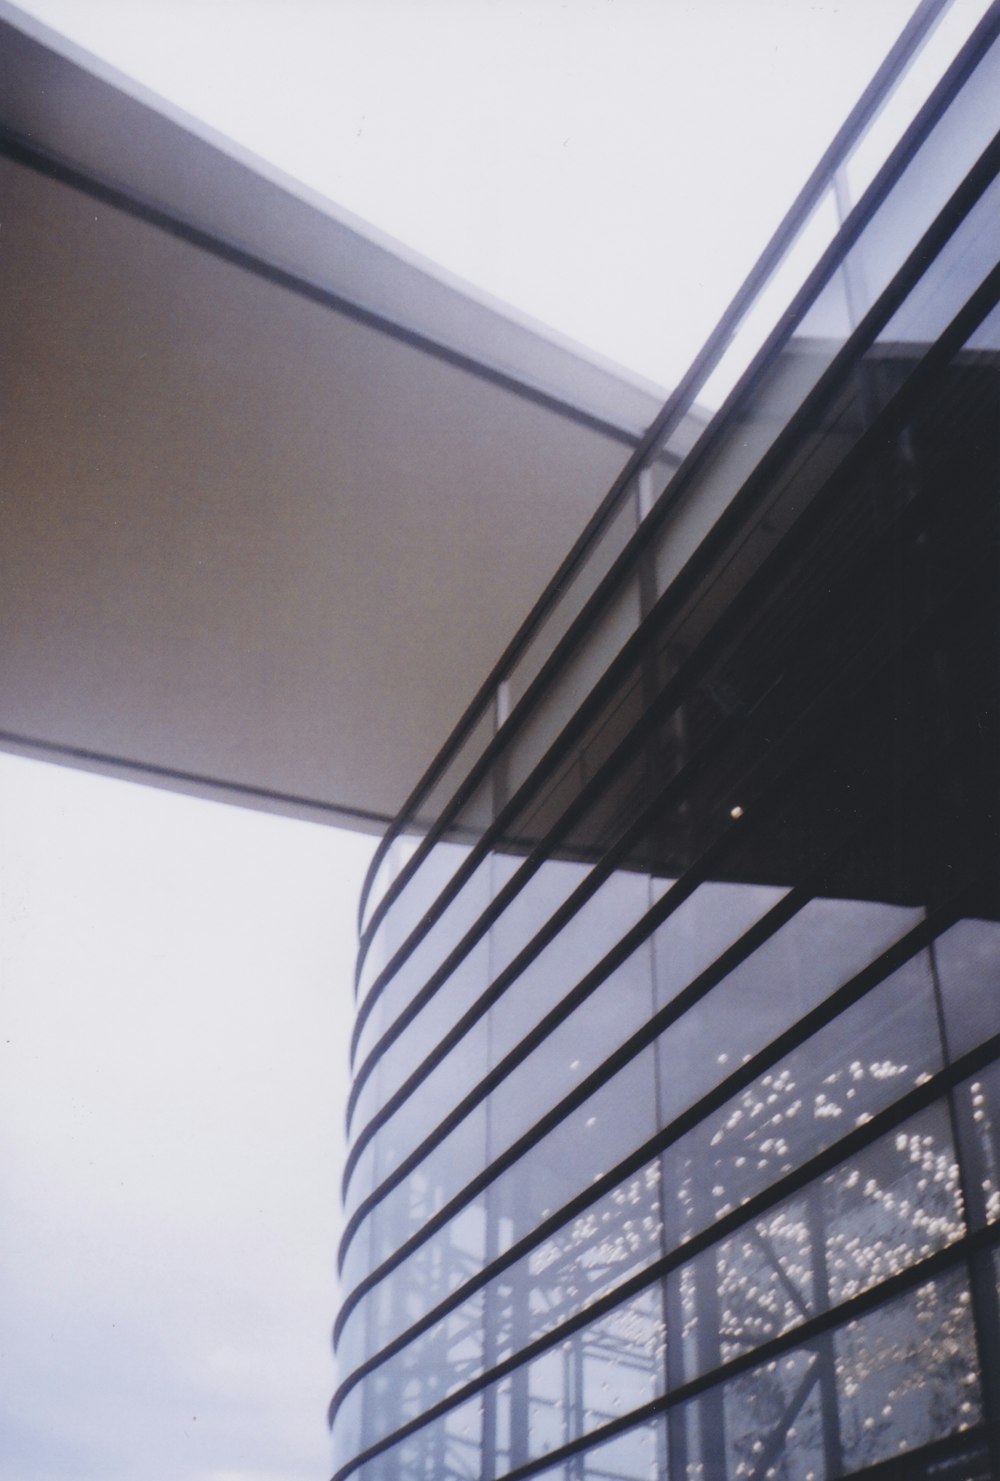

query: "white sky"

left=0, top=752, right=373, bottom=1481
left=0, top=4, right=965, bottom=1479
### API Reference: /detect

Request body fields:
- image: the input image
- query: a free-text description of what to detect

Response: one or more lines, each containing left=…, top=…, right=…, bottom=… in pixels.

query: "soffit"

left=0, top=10, right=666, bottom=831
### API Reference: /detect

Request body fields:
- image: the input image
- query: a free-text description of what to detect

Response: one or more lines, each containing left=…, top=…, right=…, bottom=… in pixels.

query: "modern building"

left=329, top=5, right=1000, bottom=1480
left=4, top=3, right=1000, bottom=1480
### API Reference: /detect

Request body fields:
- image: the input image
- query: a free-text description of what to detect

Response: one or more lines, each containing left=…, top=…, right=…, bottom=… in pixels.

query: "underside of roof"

left=0, top=4, right=682, bottom=831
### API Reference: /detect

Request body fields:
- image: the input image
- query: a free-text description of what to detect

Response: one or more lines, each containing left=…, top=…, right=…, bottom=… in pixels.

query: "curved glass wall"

left=333, top=11, right=1000, bottom=1481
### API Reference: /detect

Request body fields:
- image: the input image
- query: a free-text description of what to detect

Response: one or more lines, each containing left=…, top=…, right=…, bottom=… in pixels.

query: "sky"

left=0, top=3, right=976, bottom=1480
left=0, top=752, right=373, bottom=1481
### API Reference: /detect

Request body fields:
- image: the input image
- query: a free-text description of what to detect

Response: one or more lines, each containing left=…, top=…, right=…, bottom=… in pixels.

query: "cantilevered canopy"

left=0, top=5, right=676, bottom=830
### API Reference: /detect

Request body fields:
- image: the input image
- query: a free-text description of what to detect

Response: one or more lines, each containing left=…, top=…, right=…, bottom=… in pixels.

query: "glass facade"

left=332, top=8, right=1000, bottom=1479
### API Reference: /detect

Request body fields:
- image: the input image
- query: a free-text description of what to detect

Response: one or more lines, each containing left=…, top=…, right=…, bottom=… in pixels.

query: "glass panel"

left=342, top=1096, right=489, bottom=1295
left=935, top=918, right=1000, bottom=1061
left=845, top=0, right=996, bottom=203
left=414, top=705, right=498, bottom=840
left=349, top=1290, right=666, bottom=1479
left=361, top=700, right=496, bottom=938
left=837, top=26, right=1000, bottom=335
left=655, top=897, right=922, bottom=1134
left=957, top=1061, right=1000, bottom=1230
left=653, top=31, right=1000, bottom=603
left=330, top=1383, right=363, bottom=1475
left=529, top=1418, right=666, bottom=1480
left=834, top=1269, right=981, bottom=1472
left=507, top=494, right=641, bottom=716
left=349, top=849, right=595, bottom=1179
left=353, top=1393, right=483, bottom=1481
left=360, top=830, right=422, bottom=938
left=347, top=859, right=652, bottom=1216
left=669, top=1103, right=963, bottom=1387
left=506, top=577, right=642, bottom=802
left=349, top=932, right=494, bottom=1151
left=873, top=174, right=1000, bottom=354
left=664, top=946, right=944, bottom=1246
left=353, top=849, right=495, bottom=1083
left=499, top=1286, right=664, bottom=1469
left=356, top=837, right=477, bottom=1021
left=671, top=1268, right=981, bottom=1481
left=341, top=1290, right=487, bottom=1464
left=696, top=192, right=843, bottom=413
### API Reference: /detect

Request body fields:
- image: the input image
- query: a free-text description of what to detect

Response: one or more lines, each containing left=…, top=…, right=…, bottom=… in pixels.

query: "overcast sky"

left=0, top=3, right=973, bottom=1480
left=0, top=753, right=373, bottom=1481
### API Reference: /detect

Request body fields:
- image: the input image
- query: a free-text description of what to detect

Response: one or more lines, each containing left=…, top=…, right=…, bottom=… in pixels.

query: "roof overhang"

left=0, top=3, right=689, bottom=830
